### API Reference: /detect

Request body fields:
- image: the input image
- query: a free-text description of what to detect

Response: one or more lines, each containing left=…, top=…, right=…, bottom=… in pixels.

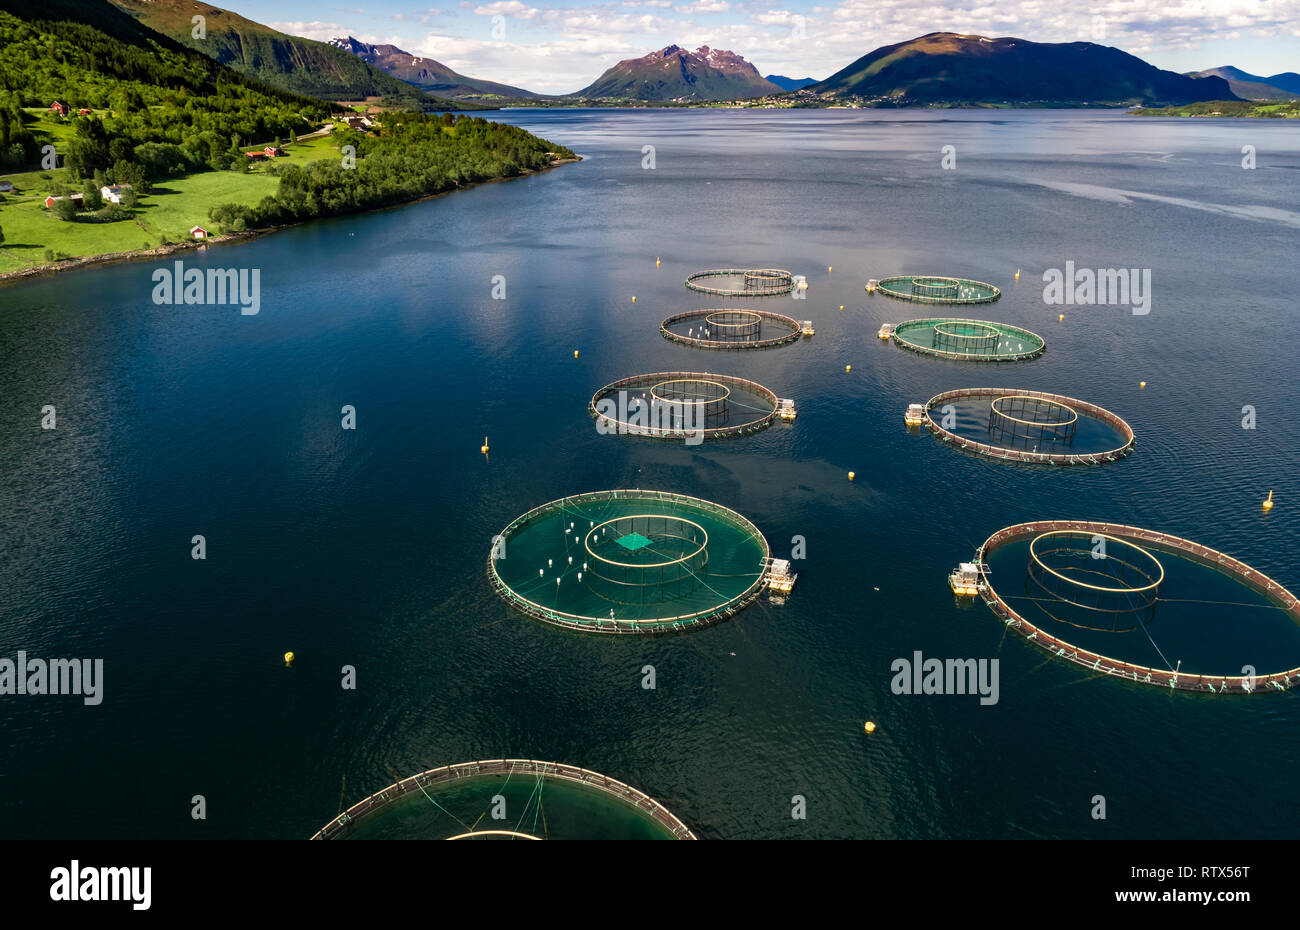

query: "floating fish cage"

left=890, top=318, right=1045, bottom=361
left=661, top=308, right=803, bottom=350
left=685, top=268, right=795, bottom=297
left=921, top=388, right=1135, bottom=465
left=972, top=520, right=1300, bottom=693
left=873, top=275, right=1001, bottom=304
left=589, top=371, right=780, bottom=440
left=311, top=759, right=696, bottom=840
left=489, top=490, right=772, bottom=634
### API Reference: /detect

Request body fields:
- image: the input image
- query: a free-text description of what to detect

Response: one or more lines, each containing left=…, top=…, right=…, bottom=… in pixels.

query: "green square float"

left=616, top=532, right=653, bottom=551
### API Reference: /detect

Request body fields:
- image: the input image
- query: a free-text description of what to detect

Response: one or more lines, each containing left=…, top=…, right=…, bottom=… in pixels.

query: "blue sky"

left=230, top=0, right=1300, bottom=94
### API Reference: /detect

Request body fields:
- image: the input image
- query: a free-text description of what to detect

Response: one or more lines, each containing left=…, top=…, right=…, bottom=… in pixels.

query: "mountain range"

left=91, top=2, right=1284, bottom=109
left=327, top=37, right=539, bottom=101
left=107, top=0, right=457, bottom=105
left=1186, top=66, right=1300, bottom=101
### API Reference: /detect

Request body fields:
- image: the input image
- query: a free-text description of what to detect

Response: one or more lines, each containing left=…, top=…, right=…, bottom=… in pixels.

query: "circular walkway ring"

left=591, top=371, right=779, bottom=441
left=893, top=318, right=1044, bottom=362
left=488, top=490, right=770, bottom=634
left=311, top=758, right=697, bottom=839
left=876, top=274, right=1001, bottom=304
left=686, top=268, right=795, bottom=297
left=924, top=388, right=1134, bottom=465
left=662, top=309, right=802, bottom=350
left=974, top=520, right=1300, bottom=694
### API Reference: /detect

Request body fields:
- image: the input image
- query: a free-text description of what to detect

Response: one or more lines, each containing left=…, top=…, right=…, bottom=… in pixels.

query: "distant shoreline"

left=0, top=156, right=581, bottom=289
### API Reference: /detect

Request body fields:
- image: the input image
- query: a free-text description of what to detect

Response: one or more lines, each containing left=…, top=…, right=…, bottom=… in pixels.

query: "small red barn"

left=50, top=101, right=68, bottom=116
left=190, top=225, right=210, bottom=240
left=44, top=193, right=84, bottom=209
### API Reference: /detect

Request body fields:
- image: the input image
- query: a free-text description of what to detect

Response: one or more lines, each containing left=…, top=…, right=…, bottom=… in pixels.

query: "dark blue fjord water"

left=1, top=108, right=1299, bottom=839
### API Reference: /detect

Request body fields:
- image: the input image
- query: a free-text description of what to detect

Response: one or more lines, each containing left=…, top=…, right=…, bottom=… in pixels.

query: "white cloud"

left=676, top=0, right=732, bottom=11
left=473, top=1, right=541, bottom=18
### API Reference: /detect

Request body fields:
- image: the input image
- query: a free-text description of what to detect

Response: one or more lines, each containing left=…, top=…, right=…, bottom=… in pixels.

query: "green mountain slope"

left=107, top=0, right=457, bottom=107
left=811, top=32, right=1234, bottom=106
left=0, top=0, right=329, bottom=171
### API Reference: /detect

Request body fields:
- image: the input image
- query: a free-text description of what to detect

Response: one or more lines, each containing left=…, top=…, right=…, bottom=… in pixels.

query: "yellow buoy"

left=631, top=296, right=636, bottom=302
left=828, top=266, right=833, bottom=272
left=1139, top=381, right=1146, bottom=389
left=284, top=651, right=295, bottom=667
left=1264, top=491, right=1274, bottom=512
left=848, top=471, right=855, bottom=481
left=864, top=721, right=876, bottom=734
left=480, top=436, right=489, bottom=455
left=845, top=364, right=852, bottom=372
left=1058, top=314, right=1064, bottom=322
left=655, top=257, right=660, bottom=267
left=1015, top=269, right=1021, bottom=280
left=574, top=350, right=579, bottom=358
left=839, top=305, right=845, bottom=311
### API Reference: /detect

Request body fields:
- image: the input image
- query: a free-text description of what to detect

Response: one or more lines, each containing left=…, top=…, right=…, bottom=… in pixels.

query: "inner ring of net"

left=932, top=320, right=1001, bottom=350
left=912, top=276, right=961, bottom=299
left=990, top=395, right=1080, bottom=429
left=1029, top=531, right=1165, bottom=598
left=702, top=310, right=763, bottom=338
left=648, top=379, right=732, bottom=420
left=584, top=515, right=709, bottom=570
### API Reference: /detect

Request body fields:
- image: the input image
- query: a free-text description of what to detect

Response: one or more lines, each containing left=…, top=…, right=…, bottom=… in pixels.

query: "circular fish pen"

left=590, top=371, right=779, bottom=441
left=892, top=318, right=1045, bottom=361
left=974, top=520, right=1300, bottom=693
left=311, top=759, right=696, bottom=840
left=662, top=308, right=803, bottom=350
left=923, top=388, right=1135, bottom=465
left=874, top=275, right=1000, bottom=304
left=685, top=268, right=795, bottom=297
left=489, top=490, right=770, bottom=634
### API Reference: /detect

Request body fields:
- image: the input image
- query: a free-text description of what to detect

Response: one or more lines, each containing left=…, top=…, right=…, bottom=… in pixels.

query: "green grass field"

left=0, top=132, right=339, bottom=275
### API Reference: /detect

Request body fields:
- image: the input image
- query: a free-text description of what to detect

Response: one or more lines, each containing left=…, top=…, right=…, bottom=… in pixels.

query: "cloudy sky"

left=232, top=0, right=1300, bottom=94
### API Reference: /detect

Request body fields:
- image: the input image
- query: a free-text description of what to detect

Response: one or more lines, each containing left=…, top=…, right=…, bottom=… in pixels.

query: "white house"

left=100, top=183, right=133, bottom=204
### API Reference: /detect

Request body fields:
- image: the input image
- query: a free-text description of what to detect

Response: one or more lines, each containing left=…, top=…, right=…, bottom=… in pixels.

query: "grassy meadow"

left=0, top=126, right=340, bottom=276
